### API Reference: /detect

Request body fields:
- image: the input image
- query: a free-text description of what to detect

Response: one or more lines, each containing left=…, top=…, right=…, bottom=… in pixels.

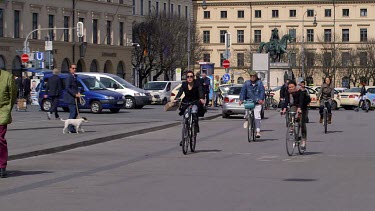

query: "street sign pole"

left=224, top=33, right=231, bottom=74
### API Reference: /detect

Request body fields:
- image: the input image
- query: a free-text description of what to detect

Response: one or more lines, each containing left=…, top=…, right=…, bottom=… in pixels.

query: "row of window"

left=203, top=8, right=368, bottom=19
left=202, top=28, right=369, bottom=44
left=133, top=0, right=188, bottom=18
left=202, top=51, right=370, bottom=68
left=0, top=9, right=126, bottom=46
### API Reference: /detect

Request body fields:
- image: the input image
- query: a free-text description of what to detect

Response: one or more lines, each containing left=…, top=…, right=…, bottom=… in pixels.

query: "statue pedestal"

left=267, top=62, right=292, bottom=88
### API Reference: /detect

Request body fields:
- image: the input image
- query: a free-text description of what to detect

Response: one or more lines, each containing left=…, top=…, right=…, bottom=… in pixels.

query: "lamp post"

left=301, top=10, right=318, bottom=80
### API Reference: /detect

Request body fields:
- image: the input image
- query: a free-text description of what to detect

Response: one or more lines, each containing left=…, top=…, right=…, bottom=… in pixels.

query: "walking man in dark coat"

left=46, top=69, right=62, bottom=120
left=63, top=64, right=81, bottom=133
left=23, top=76, right=31, bottom=104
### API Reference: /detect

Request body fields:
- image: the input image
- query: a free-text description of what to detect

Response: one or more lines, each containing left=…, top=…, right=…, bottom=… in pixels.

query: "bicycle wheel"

left=285, top=112, right=289, bottom=127
left=271, top=99, right=278, bottom=110
left=296, top=121, right=305, bottom=155
left=247, top=115, right=252, bottom=142
left=190, top=119, right=197, bottom=153
left=251, top=114, right=256, bottom=142
left=323, top=109, right=328, bottom=134
left=182, top=120, right=189, bottom=155
left=365, top=101, right=369, bottom=112
left=286, top=122, right=296, bottom=156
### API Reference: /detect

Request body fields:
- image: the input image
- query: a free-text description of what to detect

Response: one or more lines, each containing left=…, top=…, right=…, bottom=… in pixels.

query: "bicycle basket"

left=244, top=101, right=255, bottom=109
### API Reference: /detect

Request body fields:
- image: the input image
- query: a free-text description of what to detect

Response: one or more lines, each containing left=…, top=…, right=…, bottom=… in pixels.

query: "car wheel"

left=110, top=108, right=121, bottom=113
left=125, top=97, right=136, bottom=109
left=162, top=98, right=168, bottom=105
left=62, top=107, right=69, bottom=112
left=332, top=101, right=338, bottom=110
left=343, top=105, right=353, bottom=110
left=135, top=105, right=144, bottom=109
left=222, top=112, right=229, bottom=118
left=90, top=101, right=103, bottom=114
left=42, top=99, right=52, bottom=112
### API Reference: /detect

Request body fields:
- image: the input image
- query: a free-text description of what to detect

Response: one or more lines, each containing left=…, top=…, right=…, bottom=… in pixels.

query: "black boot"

left=0, top=168, right=7, bottom=178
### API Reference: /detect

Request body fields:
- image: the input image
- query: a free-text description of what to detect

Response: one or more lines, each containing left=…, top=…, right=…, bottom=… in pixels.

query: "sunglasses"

left=71, top=68, right=77, bottom=69
left=186, top=75, right=194, bottom=78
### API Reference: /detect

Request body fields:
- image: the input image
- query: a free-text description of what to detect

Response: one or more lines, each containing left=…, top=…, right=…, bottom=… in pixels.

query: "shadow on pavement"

left=283, top=178, right=318, bottom=182
left=7, top=170, right=53, bottom=178
left=193, top=149, right=222, bottom=154
left=255, top=139, right=278, bottom=142
left=327, top=131, right=343, bottom=134
left=261, top=130, right=274, bottom=132
left=303, top=151, right=323, bottom=155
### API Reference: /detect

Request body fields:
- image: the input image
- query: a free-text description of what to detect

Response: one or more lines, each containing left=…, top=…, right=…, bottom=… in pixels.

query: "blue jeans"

left=68, top=104, right=78, bottom=132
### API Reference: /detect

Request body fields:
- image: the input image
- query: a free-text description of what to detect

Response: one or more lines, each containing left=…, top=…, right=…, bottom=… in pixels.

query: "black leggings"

left=319, top=101, right=332, bottom=115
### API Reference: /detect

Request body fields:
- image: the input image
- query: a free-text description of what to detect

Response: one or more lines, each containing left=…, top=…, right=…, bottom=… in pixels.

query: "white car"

left=144, top=81, right=181, bottom=104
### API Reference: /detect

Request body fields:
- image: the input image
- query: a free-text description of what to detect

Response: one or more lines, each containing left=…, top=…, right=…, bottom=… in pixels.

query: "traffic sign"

left=223, top=50, right=231, bottom=59
left=45, top=41, right=53, bottom=51
left=35, top=52, right=44, bottom=61
left=222, top=60, right=230, bottom=68
left=223, top=73, right=231, bottom=83
left=21, top=54, right=29, bottom=63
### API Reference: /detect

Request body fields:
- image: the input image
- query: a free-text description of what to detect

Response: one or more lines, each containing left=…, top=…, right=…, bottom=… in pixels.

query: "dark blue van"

left=38, top=73, right=125, bottom=113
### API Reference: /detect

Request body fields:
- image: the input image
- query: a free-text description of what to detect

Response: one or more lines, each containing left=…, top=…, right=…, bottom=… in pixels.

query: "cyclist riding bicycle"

left=355, top=82, right=367, bottom=112
left=317, top=77, right=334, bottom=124
left=239, top=71, right=265, bottom=138
left=281, top=80, right=308, bottom=150
left=174, top=70, right=205, bottom=146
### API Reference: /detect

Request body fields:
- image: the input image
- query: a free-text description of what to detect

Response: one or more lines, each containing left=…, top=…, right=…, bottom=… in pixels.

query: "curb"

left=9, top=113, right=221, bottom=161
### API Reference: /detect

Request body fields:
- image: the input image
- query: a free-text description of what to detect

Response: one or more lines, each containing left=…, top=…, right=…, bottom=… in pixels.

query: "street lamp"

left=301, top=10, right=318, bottom=80
left=202, top=0, right=207, bottom=10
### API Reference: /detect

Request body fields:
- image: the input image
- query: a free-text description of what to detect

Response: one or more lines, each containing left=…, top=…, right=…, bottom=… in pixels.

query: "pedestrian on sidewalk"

left=46, top=69, right=62, bottom=120
left=0, top=69, right=17, bottom=178
left=201, top=71, right=211, bottom=107
left=23, top=75, right=31, bottom=104
left=214, top=75, right=220, bottom=107
left=63, top=64, right=81, bottom=133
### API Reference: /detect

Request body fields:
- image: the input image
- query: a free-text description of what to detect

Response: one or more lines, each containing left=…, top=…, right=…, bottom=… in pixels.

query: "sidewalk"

left=7, top=105, right=221, bottom=160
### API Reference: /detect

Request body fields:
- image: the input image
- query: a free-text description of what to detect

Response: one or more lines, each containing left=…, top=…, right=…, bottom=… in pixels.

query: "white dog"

left=61, top=117, right=88, bottom=134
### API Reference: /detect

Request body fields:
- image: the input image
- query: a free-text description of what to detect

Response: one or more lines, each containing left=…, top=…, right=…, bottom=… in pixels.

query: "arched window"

left=237, top=77, right=244, bottom=84
left=12, top=56, right=22, bottom=76
left=306, top=76, right=314, bottom=86
left=0, top=55, right=5, bottom=70
left=104, top=60, right=113, bottom=73
left=117, top=61, right=125, bottom=78
left=61, top=58, right=71, bottom=73
left=90, top=60, right=99, bottom=72
left=77, top=59, right=86, bottom=72
left=342, top=77, right=350, bottom=88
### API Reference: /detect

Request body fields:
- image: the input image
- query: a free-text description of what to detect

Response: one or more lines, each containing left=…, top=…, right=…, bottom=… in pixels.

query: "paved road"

left=1, top=109, right=374, bottom=210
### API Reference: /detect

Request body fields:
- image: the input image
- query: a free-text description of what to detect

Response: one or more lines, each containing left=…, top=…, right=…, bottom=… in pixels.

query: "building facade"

left=193, top=0, right=375, bottom=87
left=0, top=0, right=134, bottom=82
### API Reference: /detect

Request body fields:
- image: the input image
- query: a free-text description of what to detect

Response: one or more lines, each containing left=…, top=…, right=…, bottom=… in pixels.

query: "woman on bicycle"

left=175, top=71, right=205, bottom=145
left=317, top=77, right=334, bottom=124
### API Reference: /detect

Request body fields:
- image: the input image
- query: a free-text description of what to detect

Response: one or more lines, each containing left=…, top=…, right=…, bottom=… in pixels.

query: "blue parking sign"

left=35, top=52, right=44, bottom=61
left=223, top=73, right=230, bottom=83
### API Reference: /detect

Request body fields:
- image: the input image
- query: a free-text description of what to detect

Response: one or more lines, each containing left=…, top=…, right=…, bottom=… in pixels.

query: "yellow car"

left=339, top=86, right=375, bottom=110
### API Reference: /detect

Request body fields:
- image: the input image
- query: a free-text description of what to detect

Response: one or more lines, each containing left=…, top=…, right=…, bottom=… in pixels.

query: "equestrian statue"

left=257, top=28, right=294, bottom=63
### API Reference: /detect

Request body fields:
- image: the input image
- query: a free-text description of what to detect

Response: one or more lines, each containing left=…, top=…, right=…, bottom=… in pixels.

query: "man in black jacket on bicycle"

left=281, top=80, right=308, bottom=150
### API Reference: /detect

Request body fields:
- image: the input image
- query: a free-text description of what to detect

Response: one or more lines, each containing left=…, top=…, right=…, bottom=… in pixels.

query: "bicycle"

left=244, top=101, right=256, bottom=142
left=321, top=100, right=330, bottom=134
left=179, top=100, right=199, bottom=155
left=285, top=110, right=304, bottom=156
left=355, top=96, right=369, bottom=113
left=284, top=104, right=290, bottom=127
left=264, top=90, right=278, bottom=110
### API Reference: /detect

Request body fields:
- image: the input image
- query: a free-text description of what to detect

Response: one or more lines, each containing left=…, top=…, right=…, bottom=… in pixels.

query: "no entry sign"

left=21, top=54, right=29, bottom=63
left=222, top=60, right=230, bottom=68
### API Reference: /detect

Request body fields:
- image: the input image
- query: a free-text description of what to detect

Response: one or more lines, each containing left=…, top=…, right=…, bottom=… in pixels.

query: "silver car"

left=222, top=85, right=245, bottom=118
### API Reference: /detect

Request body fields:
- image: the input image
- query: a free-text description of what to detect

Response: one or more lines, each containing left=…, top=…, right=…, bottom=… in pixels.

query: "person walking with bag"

left=0, top=69, right=17, bottom=178
left=46, top=69, right=62, bottom=120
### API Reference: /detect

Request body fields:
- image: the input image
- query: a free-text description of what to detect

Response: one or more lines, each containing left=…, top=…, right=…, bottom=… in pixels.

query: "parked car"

left=365, top=87, right=375, bottom=109
left=144, top=81, right=181, bottom=104
left=38, top=73, right=125, bottom=114
left=222, top=85, right=244, bottom=118
left=76, top=72, right=151, bottom=109
left=335, top=87, right=348, bottom=93
left=170, top=84, right=184, bottom=102
left=340, top=86, right=375, bottom=110
left=308, top=86, right=341, bottom=110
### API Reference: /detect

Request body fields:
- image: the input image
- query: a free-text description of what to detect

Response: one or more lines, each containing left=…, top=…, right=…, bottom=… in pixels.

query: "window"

left=237, top=30, right=244, bottom=43
left=343, top=9, right=349, bottom=17
left=221, top=11, right=227, bottom=18
left=307, top=29, right=314, bottom=42
left=289, top=28, right=296, bottom=41
left=360, top=52, right=367, bottom=66
left=272, top=10, right=279, bottom=18
left=237, top=53, right=244, bottom=67
left=0, top=9, right=3, bottom=37
left=342, top=29, right=349, bottom=42
left=163, top=3, right=167, bottom=16
left=119, top=22, right=124, bottom=46
left=14, top=10, right=20, bottom=38
left=306, top=52, right=315, bottom=67
left=324, top=29, right=332, bottom=42
left=107, top=21, right=112, bottom=45
left=220, top=30, right=227, bottom=43
left=255, top=10, right=261, bottom=18
left=203, top=31, right=210, bottom=43
left=361, top=9, right=367, bottom=17
left=290, top=53, right=297, bottom=67
left=185, top=6, right=188, bottom=19
left=323, top=53, right=332, bottom=67
left=254, top=30, right=261, bottom=43
left=140, top=0, right=144, bottom=15
left=132, top=0, right=135, bottom=15
left=203, top=53, right=210, bottom=62
left=149, top=1, right=152, bottom=15
left=238, top=10, right=244, bottom=18
left=171, top=4, right=174, bottom=15
left=204, top=11, right=210, bottom=19
left=48, top=14, right=54, bottom=40
left=289, top=10, right=296, bottom=17
left=79, top=18, right=84, bottom=42
left=178, top=5, right=181, bottom=18
left=307, top=9, right=314, bottom=17
left=325, top=9, right=331, bottom=17
left=32, top=13, right=38, bottom=39
left=341, top=52, right=349, bottom=67
left=360, top=28, right=368, bottom=42
left=64, top=16, right=69, bottom=42
left=100, top=77, right=120, bottom=89
left=156, top=2, right=159, bottom=15
left=120, top=0, right=124, bottom=3
left=107, top=0, right=111, bottom=2
left=220, top=53, right=225, bottom=67
left=93, top=19, right=98, bottom=44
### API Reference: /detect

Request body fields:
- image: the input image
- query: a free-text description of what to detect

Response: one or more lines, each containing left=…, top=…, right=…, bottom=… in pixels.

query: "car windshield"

left=228, top=87, right=242, bottom=95
left=144, top=82, right=167, bottom=90
left=81, top=77, right=107, bottom=90
left=367, top=88, right=375, bottom=94
left=113, top=76, right=138, bottom=89
left=344, top=87, right=361, bottom=92
left=272, top=86, right=281, bottom=91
